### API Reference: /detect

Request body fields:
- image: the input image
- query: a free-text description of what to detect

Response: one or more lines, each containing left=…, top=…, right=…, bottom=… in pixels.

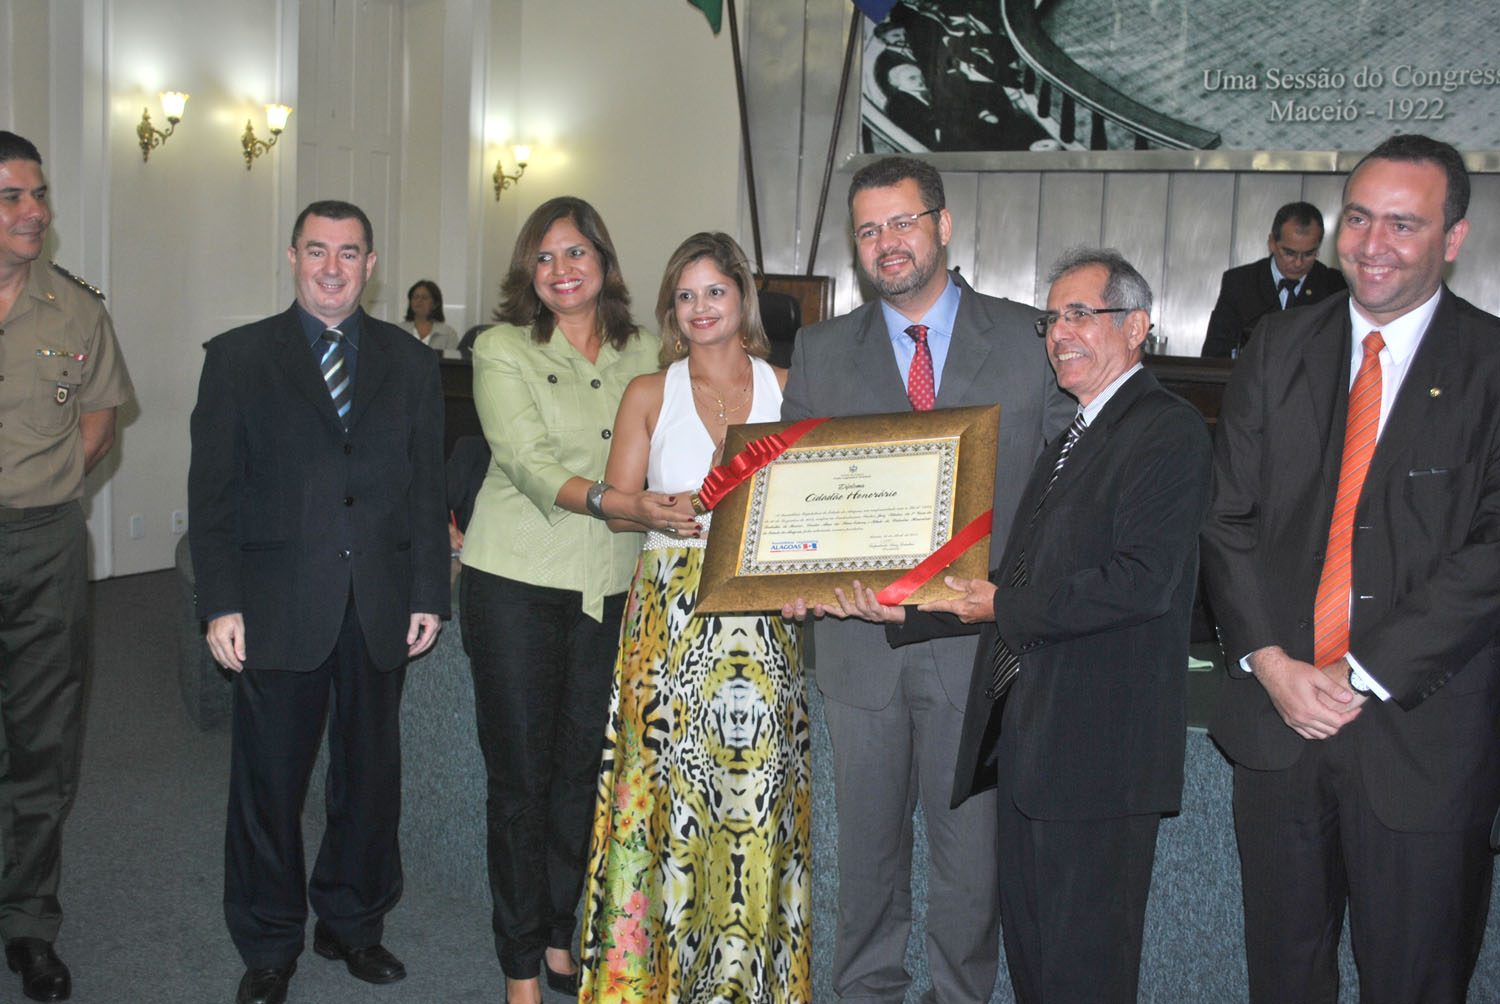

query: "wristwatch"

left=585, top=481, right=612, bottom=519
left=1347, top=664, right=1372, bottom=694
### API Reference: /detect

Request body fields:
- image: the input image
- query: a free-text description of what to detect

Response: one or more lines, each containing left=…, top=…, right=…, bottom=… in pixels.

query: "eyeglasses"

left=854, top=208, right=942, bottom=245
left=1033, top=306, right=1133, bottom=337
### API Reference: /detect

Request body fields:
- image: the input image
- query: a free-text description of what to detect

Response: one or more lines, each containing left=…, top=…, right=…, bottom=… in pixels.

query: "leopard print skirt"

left=580, top=545, right=811, bottom=1004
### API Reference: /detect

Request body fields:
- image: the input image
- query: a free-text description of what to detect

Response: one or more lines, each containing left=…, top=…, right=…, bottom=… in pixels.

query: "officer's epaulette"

left=49, top=260, right=105, bottom=300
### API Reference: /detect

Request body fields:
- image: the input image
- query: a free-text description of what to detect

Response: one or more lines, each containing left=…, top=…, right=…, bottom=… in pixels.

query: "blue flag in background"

left=851, top=0, right=899, bottom=21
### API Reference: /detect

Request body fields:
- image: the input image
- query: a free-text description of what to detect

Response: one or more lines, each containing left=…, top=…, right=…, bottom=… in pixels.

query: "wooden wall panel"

left=1451, top=173, right=1500, bottom=310
left=1230, top=174, right=1303, bottom=268
left=1036, top=173, right=1103, bottom=305
left=942, top=170, right=980, bottom=281
left=1161, top=172, right=1235, bottom=355
left=974, top=171, right=1041, bottom=304
left=1102, top=172, right=1170, bottom=321
left=296, top=0, right=403, bottom=317
left=743, top=0, right=811, bottom=277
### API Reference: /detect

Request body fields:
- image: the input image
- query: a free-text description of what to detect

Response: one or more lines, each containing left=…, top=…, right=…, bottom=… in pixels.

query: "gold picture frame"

left=696, top=404, right=1001, bottom=613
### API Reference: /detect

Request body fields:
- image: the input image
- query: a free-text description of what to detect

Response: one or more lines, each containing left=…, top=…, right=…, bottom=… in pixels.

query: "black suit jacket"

left=894, top=369, right=1212, bottom=817
left=188, top=305, right=450, bottom=671
left=1201, top=258, right=1346, bottom=359
left=1202, top=289, right=1500, bottom=832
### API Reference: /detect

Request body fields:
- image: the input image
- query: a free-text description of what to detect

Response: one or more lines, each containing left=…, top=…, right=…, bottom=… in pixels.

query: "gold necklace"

left=690, top=359, right=753, bottom=424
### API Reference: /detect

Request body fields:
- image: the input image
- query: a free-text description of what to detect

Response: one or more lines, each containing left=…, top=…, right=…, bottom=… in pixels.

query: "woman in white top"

left=577, top=233, right=810, bottom=1004
left=399, top=279, right=459, bottom=350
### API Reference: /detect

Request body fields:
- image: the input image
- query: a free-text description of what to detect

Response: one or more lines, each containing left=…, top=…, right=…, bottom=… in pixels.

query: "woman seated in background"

left=459, top=197, right=665, bottom=1004
left=400, top=278, right=459, bottom=350
left=578, top=232, right=810, bottom=1004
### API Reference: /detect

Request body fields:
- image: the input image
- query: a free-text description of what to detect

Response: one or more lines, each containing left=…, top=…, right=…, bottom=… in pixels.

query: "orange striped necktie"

left=1311, top=330, right=1385, bottom=667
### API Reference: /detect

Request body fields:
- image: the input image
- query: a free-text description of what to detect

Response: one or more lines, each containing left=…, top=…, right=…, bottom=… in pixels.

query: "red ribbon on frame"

left=874, top=509, right=993, bottom=606
left=691, top=417, right=830, bottom=513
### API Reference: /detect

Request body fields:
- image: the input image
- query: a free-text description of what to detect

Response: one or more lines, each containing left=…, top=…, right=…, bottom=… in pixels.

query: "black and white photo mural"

left=860, top=0, right=1500, bottom=155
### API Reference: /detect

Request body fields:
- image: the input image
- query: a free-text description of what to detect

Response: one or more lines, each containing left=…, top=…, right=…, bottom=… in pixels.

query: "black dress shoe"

left=312, top=921, right=406, bottom=984
left=235, top=962, right=294, bottom=1004
left=4, top=938, right=70, bottom=1002
left=544, top=959, right=579, bottom=995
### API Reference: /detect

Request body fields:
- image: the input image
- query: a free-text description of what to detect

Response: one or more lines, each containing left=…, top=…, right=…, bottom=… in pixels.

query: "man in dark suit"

left=1201, top=201, right=1347, bottom=358
left=782, top=157, right=1072, bottom=1003
left=188, top=200, right=448, bottom=1004
left=1202, top=134, right=1500, bottom=1003
left=828, top=248, right=1210, bottom=1001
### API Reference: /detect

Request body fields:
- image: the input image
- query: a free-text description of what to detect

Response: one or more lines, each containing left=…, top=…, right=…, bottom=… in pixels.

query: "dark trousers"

left=995, top=762, right=1161, bottom=1004
left=1233, top=737, right=1493, bottom=1004
left=0, top=502, right=87, bottom=943
left=460, top=567, right=622, bottom=980
left=224, top=594, right=406, bottom=969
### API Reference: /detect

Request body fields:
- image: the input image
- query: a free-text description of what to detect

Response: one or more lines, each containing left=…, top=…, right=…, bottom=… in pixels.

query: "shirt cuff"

left=1238, top=649, right=1390, bottom=701
left=1344, top=651, right=1392, bottom=701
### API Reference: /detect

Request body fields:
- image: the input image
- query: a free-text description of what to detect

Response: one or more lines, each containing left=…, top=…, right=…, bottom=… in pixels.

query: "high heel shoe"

left=544, top=959, right=579, bottom=995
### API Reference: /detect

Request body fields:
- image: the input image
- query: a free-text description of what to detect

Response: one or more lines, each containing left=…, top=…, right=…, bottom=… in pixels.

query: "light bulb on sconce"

left=242, top=104, right=293, bottom=171
left=137, top=91, right=189, bottom=162
left=493, top=145, right=532, bottom=200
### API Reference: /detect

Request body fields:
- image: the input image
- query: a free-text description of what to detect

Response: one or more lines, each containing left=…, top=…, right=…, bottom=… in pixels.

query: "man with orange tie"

left=1202, top=134, right=1500, bottom=1004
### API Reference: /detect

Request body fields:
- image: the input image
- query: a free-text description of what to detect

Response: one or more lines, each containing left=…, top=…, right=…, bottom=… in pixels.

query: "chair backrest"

left=458, top=324, right=489, bottom=358
left=757, top=289, right=802, bottom=368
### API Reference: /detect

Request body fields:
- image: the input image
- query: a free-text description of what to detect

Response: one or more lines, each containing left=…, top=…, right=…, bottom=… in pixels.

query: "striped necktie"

left=985, top=413, right=1088, bottom=699
left=320, top=328, right=352, bottom=428
left=1311, top=331, right=1384, bottom=667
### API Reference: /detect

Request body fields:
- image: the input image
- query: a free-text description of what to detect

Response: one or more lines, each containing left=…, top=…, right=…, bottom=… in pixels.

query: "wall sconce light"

left=493, top=145, right=531, bottom=200
left=242, top=104, right=292, bottom=171
left=137, top=91, right=189, bottom=162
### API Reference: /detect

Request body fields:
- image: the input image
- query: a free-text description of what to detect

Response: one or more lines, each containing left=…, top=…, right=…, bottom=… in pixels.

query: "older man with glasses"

left=824, top=247, right=1211, bottom=1002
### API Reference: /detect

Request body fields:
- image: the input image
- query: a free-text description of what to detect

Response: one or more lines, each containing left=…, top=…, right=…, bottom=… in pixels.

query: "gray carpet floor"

left=28, top=568, right=1500, bottom=1003
left=27, top=570, right=522, bottom=1004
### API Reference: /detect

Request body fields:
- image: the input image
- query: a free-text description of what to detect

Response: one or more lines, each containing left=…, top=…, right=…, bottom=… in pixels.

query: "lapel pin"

left=1429, top=387, right=1441, bottom=397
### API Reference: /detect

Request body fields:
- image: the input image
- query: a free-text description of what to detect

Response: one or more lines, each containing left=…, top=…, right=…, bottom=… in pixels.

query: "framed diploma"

left=695, top=403, right=1001, bottom=613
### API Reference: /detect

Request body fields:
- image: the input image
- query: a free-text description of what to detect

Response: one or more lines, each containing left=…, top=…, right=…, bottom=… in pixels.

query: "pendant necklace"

left=690, top=358, right=753, bottom=425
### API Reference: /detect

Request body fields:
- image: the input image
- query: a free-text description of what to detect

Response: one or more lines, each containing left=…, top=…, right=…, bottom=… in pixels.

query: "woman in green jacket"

left=460, top=197, right=675, bottom=1004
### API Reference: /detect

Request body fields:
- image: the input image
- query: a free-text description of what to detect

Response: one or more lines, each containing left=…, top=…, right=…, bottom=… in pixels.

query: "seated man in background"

left=1201, top=201, right=1345, bottom=358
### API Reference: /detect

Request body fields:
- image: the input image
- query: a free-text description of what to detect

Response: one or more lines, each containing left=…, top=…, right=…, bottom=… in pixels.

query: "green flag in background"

left=688, top=0, right=722, bottom=33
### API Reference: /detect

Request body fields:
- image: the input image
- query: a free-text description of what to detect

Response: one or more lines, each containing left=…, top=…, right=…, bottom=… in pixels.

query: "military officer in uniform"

left=0, top=130, right=134, bottom=1002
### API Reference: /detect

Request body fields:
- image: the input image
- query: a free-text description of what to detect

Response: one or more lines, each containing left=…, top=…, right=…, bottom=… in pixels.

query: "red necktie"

left=1312, top=331, right=1384, bottom=667
left=906, top=324, right=935, bottom=411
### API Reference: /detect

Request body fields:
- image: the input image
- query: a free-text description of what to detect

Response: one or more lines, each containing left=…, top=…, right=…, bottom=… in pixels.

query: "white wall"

left=487, top=1, right=742, bottom=327
left=0, top=0, right=745, bottom=577
left=104, top=0, right=291, bottom=576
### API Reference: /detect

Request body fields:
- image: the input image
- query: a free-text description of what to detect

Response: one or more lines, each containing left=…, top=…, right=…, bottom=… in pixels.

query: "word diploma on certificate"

left=694, top=404, right=1001, bottom=613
